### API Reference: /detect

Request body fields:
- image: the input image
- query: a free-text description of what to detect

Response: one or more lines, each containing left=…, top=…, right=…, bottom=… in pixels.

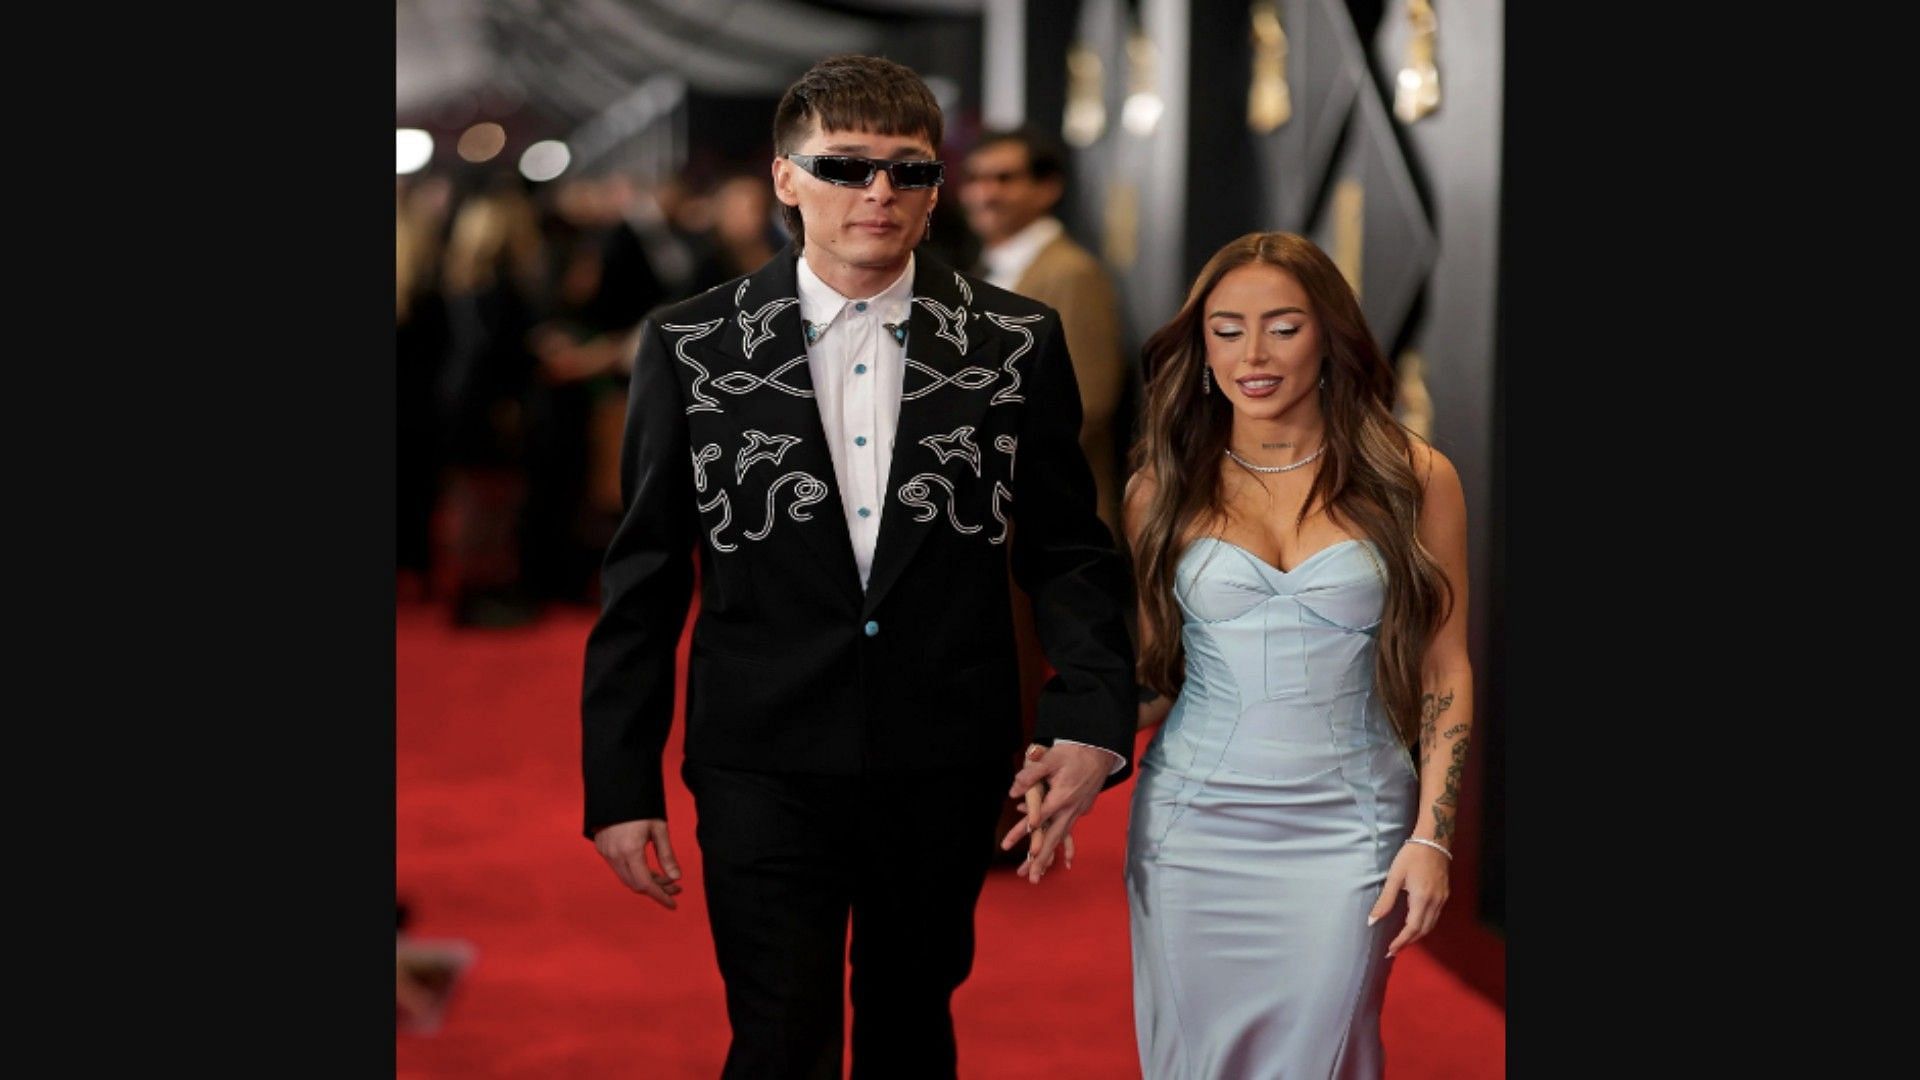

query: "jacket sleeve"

left=1009, top=311, right=1138, bottom=787
left=580, top=318, right=697, bottom=834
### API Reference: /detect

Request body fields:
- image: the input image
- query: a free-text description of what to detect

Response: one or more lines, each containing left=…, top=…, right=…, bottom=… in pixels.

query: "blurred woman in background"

left=438, top=176, right=548, bottom=626
left=396, top=175, right=453, bottom=599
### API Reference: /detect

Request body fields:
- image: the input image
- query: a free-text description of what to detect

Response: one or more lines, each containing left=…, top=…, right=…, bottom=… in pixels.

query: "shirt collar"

left=979, top=216, right=1063, bottom=288
left=796, top=252, right=916, bottom=342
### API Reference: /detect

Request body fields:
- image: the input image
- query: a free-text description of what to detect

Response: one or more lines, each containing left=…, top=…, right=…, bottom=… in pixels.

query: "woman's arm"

left=1374, top=443, right=1473, bottom=957
left=1409, top=446, right=1473, bottom=851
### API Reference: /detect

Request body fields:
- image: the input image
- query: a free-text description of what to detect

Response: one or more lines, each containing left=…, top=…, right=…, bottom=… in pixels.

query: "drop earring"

left=1203, top=365, right=1212, bottom=394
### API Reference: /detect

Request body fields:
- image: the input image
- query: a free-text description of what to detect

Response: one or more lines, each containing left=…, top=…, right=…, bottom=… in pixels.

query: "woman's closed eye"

left=1210, top=323, right=1300, bottom=341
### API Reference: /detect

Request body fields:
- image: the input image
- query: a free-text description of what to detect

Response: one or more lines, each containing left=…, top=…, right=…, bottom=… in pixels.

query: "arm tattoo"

left=1431, top=735, right=1471, bottom=842
left=1417, top=689, right=1455, bottom=768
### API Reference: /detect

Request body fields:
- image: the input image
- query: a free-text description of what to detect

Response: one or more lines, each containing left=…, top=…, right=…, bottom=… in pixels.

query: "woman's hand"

left=1368, top=840, right=1451, bottom=958
left=1014, top=780, right=1073, bottom=880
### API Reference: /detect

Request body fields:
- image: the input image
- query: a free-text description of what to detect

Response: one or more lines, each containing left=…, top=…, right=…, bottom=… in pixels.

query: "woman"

left=1124, top=232, right=1473, bottom=1078
left=397, top=175, right=452, bottom=598
left=437, top=178, right=549, bottom=626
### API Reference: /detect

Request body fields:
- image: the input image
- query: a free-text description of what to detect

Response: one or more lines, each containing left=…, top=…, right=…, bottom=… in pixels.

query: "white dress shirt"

left=795, top=253, right=914, bottom=591
left=977, top=215, right=1064, bottom=290
left=795, top=252, right=1125, bottom=777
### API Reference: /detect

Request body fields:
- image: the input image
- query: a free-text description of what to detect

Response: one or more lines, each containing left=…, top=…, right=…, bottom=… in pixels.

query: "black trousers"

left=682, top=760, right=1011, bottom=1080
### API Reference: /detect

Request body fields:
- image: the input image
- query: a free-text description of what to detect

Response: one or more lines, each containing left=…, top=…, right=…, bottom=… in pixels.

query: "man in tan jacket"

left=961, top=126, right=1128, bottom=539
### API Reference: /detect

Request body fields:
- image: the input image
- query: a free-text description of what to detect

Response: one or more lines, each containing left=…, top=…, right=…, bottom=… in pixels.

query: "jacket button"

left=864, top=621, right=880, bottom=637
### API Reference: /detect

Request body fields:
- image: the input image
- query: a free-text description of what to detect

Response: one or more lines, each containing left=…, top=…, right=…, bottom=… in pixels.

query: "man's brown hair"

left=772, top=54, right=944, bottom=240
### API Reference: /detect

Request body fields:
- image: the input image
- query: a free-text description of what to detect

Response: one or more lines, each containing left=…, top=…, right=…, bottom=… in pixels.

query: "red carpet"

left=397, top=602, right=1504, bottom=1077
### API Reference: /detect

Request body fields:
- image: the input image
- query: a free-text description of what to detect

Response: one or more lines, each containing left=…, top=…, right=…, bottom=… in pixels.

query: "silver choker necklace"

left=1224, top=444, right=1325, bottom=473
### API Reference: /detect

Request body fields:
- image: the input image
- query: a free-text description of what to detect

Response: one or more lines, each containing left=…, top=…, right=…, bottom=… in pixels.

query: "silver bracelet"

left=1405, top=837, right=1453, bottom=860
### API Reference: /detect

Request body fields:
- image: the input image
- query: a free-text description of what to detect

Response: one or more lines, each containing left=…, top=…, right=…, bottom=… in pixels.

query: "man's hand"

left=592, top=819, right=683, bottom=909
left=1000, top=742, right=1112, bottom=883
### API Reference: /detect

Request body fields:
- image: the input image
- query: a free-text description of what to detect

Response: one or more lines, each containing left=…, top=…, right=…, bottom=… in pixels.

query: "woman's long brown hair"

left=1130, top=232, right=1451, bottom=748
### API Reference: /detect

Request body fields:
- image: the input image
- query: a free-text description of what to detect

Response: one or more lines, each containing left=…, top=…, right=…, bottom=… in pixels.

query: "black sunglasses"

left=787, top=153, right=946, bottom=190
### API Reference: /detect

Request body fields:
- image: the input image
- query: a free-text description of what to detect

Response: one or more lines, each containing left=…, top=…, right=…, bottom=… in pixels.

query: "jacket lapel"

left=697, top=246, right=864, bottom=605
left=863, top=255, right=1003, bottom=615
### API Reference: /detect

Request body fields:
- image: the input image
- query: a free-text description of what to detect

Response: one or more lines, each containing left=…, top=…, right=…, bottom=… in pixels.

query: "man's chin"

left=836, top=239, right=913, bottom=268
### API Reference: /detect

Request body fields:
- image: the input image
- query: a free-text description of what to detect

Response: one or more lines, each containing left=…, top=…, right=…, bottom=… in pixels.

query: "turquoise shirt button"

left=864, top=620, right=879, bottom=637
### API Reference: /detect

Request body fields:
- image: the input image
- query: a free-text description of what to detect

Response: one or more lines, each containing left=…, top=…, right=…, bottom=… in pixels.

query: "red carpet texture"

left=397, top=602, right=1505, bottom=1077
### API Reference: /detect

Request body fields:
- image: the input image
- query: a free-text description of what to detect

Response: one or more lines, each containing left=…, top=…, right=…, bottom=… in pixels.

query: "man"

left=581, top=55, right=1135, bottom=1079
left=960, top=126, right=1128, bottom=538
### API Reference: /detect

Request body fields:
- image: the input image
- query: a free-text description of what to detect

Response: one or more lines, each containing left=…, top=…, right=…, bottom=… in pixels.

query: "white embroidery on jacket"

left=664, top=318, right=727, bottom=413
left=743, top=472, right=830, bottom=540
left=920, top=425, right=983, bottom=476
left=735, top=430, right=802, bottom=482
left=898, top=472, right=981, bottom=535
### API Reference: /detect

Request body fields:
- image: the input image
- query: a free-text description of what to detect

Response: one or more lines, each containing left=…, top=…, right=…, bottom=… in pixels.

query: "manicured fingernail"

left=1367, top=915, right=1379, bottom=926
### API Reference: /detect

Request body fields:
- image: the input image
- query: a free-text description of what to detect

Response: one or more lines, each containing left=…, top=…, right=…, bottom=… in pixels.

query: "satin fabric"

left=1127, top=537, right=1418, bottom=1079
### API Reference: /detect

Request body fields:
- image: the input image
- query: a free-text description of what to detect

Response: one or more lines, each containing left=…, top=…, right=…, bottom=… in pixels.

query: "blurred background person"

left=961, top=125, right=1128, bottom=538
left=437, top=174, right=548, bottom=627
left=522, top=175, right=666, bottom=608
left=605, top=169, right=699, bottom=305
left=921, top=183, right=983, bottom=277
left=687, top=169, right=785, bottom=296
left=397, top=173, right=454, bottom=601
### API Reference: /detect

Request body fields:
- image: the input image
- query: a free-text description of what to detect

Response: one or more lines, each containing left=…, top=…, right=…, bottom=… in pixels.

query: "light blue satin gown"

left=1126, top=537, right=1418, bottom=1079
